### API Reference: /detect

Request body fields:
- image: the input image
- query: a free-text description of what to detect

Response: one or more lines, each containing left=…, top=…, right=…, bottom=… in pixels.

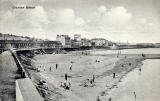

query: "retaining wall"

left=10, top=50, right=44, bottom=101
left=16, top=78, right=43, bottom=101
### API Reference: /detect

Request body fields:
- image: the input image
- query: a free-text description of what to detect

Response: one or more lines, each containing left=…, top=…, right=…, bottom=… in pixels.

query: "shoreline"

left=98, top=57, right=144, bottom=99
left=104, top=59, right=160, bottom=101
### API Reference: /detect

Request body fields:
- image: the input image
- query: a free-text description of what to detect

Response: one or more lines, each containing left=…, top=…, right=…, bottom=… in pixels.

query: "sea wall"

left=16, top=78, right=43, bottom=101
left=10, top=50, right=44, bottom=101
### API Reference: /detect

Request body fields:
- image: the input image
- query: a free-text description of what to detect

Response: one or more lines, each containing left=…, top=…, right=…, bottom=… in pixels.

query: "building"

left=2, top=34, right=29, bottom=41
left=72, top=34, right=82, bottom=48
left=0, top=33, right=3, bottom=40
left=81, top=38, right=91, bottom=46
left=37, top=41, right=62, bottom=48
left=110, top=43, right=119, bottom=49
left=74, top=34, right=81, bottom=41
left=155, top=43, right=160, bottom=48
left=0, top=40, right=62, bottom=49
left=91, top=38, right=108, bottom=47
left=0, top=40, right=5, bottom=49
left=56, top=35, right=71, bottom=48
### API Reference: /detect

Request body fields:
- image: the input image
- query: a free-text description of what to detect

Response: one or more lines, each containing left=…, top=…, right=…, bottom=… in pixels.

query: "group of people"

left=35, top=63, right=59, bottom=72
left=60, top=81, right=71, bottom=90
left=36, top=62, right=73, bottom=90
left=49, top=63, right=58, bottom=71
left=88, top=75, right=95, bottom=84
left=48, top=63, right=73, bottom=72
left=36, top=63, right=59, bottom=72
left=84, top=75, right=95, bottom=87
left=60, top=73, right=72, bottom=90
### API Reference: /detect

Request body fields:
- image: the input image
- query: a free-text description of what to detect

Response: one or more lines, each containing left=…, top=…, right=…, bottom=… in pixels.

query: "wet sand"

left=107, top=59, right=160, bottom=101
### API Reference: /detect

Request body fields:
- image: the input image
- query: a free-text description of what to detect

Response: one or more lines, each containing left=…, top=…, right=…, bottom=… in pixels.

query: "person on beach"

left=133, top=91, right=136, bottom=101
left=69, top=82, right=71, bottom=88
left=96, top=96, right=101, bottom=101
left=64, top=82, right=67, bottom=88
left=60, top=82, right=63, bottom=87
left=139, top=67, right=141, bottom=71
left=65, top=73, right=68, bottom=81
left=90, top=80, right=93, bottom=84
left=142, top=53, right=145, bottom=58
left=108, top=96, right=112, bottom=101
left=44, top=66, right=45, bottom=71
left=56, top=63, right=58, bottom=69
left=113, top=73, right=116, bottom=78
left=93, top=75, right=95, bottom=83
left=49, top=66, right=52, bottom=72
left=70, top=65, right=72, bottom=71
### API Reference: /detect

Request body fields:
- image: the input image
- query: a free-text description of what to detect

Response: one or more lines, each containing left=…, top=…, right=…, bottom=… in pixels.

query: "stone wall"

left=16, top=78, right=44, bottom=101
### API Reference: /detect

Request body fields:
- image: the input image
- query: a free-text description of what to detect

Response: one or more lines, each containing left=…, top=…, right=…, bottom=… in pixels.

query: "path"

left=0, top=51, right=19, bottom=101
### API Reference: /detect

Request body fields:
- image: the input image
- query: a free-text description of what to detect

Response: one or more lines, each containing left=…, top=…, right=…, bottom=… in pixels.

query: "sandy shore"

left=19, top=51, right=144, bottom=101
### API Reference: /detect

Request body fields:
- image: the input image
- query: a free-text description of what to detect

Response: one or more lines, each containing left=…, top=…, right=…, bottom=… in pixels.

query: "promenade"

left=0, top=51, right=19, bottom=101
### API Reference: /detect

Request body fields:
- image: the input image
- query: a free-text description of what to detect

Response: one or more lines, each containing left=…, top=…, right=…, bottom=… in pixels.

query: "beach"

left=19, top=50, right=144, bottom=101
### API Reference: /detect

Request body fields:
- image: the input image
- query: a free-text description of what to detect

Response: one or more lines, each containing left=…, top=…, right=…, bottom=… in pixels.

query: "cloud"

left=0, top=10, right=12, bottom=22
left=138, top=18, right=147, bottom=24
left=31, top=6, right=49, bottom=24
left=148, top=23, right=154, bottom=27
left=86, top=6, right=133, bottom=33
left=0, top=2, right=159, bottom=43
left=75, top=17, right=85, bottom=26
left=106, top=6, right=132, bottom=25
left=54, top=8, right=86, bottom=27
left=0, top=6, right=49, bottom=39
left=46, top=8, right=87, bottom=35
left=98, top=6, right=107, bottom=14
left=0, top=4, right=133, bottom=40
left=56, top=8, right=75, bottom=24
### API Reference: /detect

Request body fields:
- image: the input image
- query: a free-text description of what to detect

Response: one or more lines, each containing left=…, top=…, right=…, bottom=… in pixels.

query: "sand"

left=20, top=51, right=143, bottom=101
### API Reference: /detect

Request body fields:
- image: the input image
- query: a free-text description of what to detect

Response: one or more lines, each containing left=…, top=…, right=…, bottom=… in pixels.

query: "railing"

left=10, top=50, right=28, bottom=78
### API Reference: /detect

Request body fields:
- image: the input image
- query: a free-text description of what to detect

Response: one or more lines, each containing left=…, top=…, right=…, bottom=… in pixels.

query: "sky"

left=0, top=0, right=160, bottom=43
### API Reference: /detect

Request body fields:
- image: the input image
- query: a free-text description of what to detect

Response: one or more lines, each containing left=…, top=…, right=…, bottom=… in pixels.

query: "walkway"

left=0, top=51, right=19, bottom=101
